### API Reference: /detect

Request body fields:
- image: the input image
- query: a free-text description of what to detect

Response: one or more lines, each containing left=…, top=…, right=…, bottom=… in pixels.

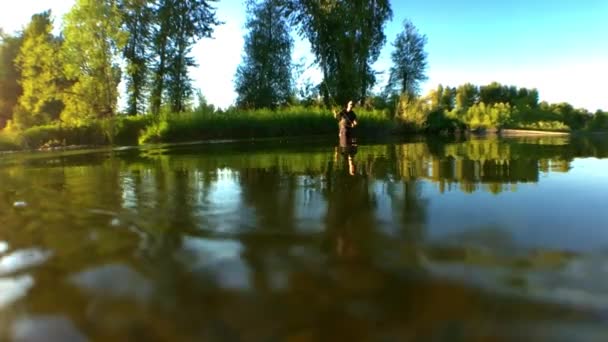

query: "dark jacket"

left=336, top=109, right=357, bottom=134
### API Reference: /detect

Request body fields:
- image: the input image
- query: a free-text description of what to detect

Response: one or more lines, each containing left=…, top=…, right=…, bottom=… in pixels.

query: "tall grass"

left=0, top=106, right=396, bottom=151
left=0, top=131, right=19, bottom=151
left=138, top=106, right=396, bottom=144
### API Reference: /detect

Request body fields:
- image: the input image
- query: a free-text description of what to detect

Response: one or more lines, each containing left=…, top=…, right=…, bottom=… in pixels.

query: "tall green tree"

left=455, top=83, right=478, bottom=111
left=386, top=19, right=427, bottom=97
left=61, top=0, right=127, bottom=123
left=479, top=82, right=516, bottom=106
left=0, top=30, right=23, bottom=129
left=429, top=84, right=455, bottom=111
left=235, top=0, right=293, bottom=109
left=13, top=11, right=64, bottom=129
left=119, top=0, right=153, bottom=115
left=287, top=0, right=392, bottom=107
left=150, top=0, right=220, bottom=114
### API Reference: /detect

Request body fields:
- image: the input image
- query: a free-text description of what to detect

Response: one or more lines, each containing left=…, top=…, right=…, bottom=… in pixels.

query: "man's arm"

left=332, top=109, right=340, bottom=119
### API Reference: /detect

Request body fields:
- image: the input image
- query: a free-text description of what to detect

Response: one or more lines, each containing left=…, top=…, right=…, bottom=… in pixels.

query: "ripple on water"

left=0, top=248, right=52, bottom=276
left=0, top=241, right=8, bottom=254
left=69, top=264, right=153, bottom=302
left=11, top=315, right=87, bottom=342
left=0, top=275, right=34, bottom=309
left=176, top=237, right=251, bottom=291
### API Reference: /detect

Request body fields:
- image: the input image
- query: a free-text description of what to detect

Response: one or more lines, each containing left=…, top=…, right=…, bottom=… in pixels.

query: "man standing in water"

left=333, top=100, right=358, bottom=147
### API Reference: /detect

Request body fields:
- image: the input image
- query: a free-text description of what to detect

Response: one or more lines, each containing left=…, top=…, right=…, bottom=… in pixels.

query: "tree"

left=479, top=82, right=514, bottom=105
left=455, top=83, right=478, bottom=110
left=0, top=30, right=23, bottom=128
left=119, top=0, right=153, bottom=115
left=61, top=0, right=127, bottom=123
left=150, top=0, right=220, bottom=114
left=13, top=11, right=64, bottom=129
left=429, top=84, right=455, bottom=111
left=235, top=0, right=293, bottom=109
left=287, top=0, right=392, bottom=107
left=386, top=19, right=427, bottom=97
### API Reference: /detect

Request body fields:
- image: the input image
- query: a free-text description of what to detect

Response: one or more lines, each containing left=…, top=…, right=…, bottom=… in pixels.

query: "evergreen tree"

left=235, top=0, right=293, bottom=109
left=150, top=0, right=220, bottom=114
left=386, top=19, right=428, bottom=97
left=120, top=0, right=153, bottom=115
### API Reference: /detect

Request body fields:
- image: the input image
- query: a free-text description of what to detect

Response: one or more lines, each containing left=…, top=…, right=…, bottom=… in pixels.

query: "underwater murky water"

left=1, top=135, right=608, bottom=341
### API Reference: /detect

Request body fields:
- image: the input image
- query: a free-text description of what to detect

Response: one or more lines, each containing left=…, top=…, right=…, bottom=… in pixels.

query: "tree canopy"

left=386, top=19, right=427, bottom=97
left=235, top=0, right=294, bottom=109
left=287, top=0, right=392, bottom=107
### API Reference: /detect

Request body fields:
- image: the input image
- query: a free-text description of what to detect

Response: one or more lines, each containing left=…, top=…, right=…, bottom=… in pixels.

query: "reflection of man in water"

left=334, top=144, right=358, bottom=176
left=327, top=144, right=373, bottom=260
left=333, top=100, right=358, bottom=147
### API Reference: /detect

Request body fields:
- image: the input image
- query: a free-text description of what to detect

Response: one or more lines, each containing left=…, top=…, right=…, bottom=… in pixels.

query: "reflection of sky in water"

left=201, top=168, right=255, bottom=232
left=69, top=264, right=153, bottom=302
left=0, top=247, right=51, bottom=309
left=119, top=172, right=137, bottom=210
left=12, top=315, right=87, bottom=342
left=424, top=252, right=608, bottom=311
left=178, top=237, right=250, bottom=291
left=0, top=241, right=8, bottom=254
left=425, top=158, right=608, bottom=252
left=293, top=175, right=326, bottom=233
left=0, top=275, right=34, bottom=309
left=0, top=249, right=52, bottom=276
left=373, top=180, right=402, bottom=238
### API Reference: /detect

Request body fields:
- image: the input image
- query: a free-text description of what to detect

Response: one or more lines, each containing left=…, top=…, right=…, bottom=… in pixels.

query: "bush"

left=0, top=132, right=19, bottom=151
left=514, top=121, right=570, bottom=132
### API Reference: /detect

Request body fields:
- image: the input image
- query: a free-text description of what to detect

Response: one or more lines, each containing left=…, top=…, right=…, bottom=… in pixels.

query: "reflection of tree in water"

left=236, top=166, right=299, bottom=292
left=238, top=166, right=297, bottom=233
left=390, top=137, right=582, bottom=194
left=322, top=146, right=378, bottom=261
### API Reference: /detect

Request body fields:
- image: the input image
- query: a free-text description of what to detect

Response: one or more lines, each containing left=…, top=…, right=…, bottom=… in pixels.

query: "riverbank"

left=0, top=108, right=396, bottom=152
left=1, top=107, right=606, bottom=153
left=500, top=129, right=570, bottom=136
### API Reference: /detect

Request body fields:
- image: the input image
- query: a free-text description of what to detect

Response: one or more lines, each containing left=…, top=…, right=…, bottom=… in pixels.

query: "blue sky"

left=2, top=0, right=607, bottom=111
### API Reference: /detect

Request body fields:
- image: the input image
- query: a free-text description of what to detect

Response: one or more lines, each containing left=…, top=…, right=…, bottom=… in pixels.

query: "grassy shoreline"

left=0, top=107, right=606, bottom=153
left=0, top=107, right=397, bottom=152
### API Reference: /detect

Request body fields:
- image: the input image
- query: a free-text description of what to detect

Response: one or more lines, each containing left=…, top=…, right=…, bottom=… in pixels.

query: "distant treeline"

left=372, top=82, right=608, bottom=133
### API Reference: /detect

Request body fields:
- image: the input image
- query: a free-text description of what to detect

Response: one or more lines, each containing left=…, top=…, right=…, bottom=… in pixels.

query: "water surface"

left=1, top=135, right=607, bottom=340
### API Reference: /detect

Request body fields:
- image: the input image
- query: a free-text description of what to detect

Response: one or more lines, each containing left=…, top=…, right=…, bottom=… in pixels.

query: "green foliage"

left=455, top=83, right=479, bottom=110
left=586, top=111, right=608, bottom=131
left=387, top=82, right=598, bottom=133
left=61, top=0, right=127, bottom=123
left=0, top=31, right=23, bottom=129
left=119, top=0, right=153, bottom=115
left=102, top=115, right=153, bottom=145
left=386, top=20, right=428, bottom=97
left=462, top=102, right=512, bottom=129
left=14, top=11, right=64, bottom=129
left=514, top=121, right=570, bottom=132
left=150, top=0, right=221, bottom=114
left=235, top=0, right=293, bottom=109
left=138, top=105, right=394, bottom=144
left=20, top=123, right=107, bottom=149
left=7, top=115, right=151, bottom=149
left=0, top=131, right=19, bottom=151
left=287, top=0, right=392, bottom=105
left=395, top=94, right=430, bottom=131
